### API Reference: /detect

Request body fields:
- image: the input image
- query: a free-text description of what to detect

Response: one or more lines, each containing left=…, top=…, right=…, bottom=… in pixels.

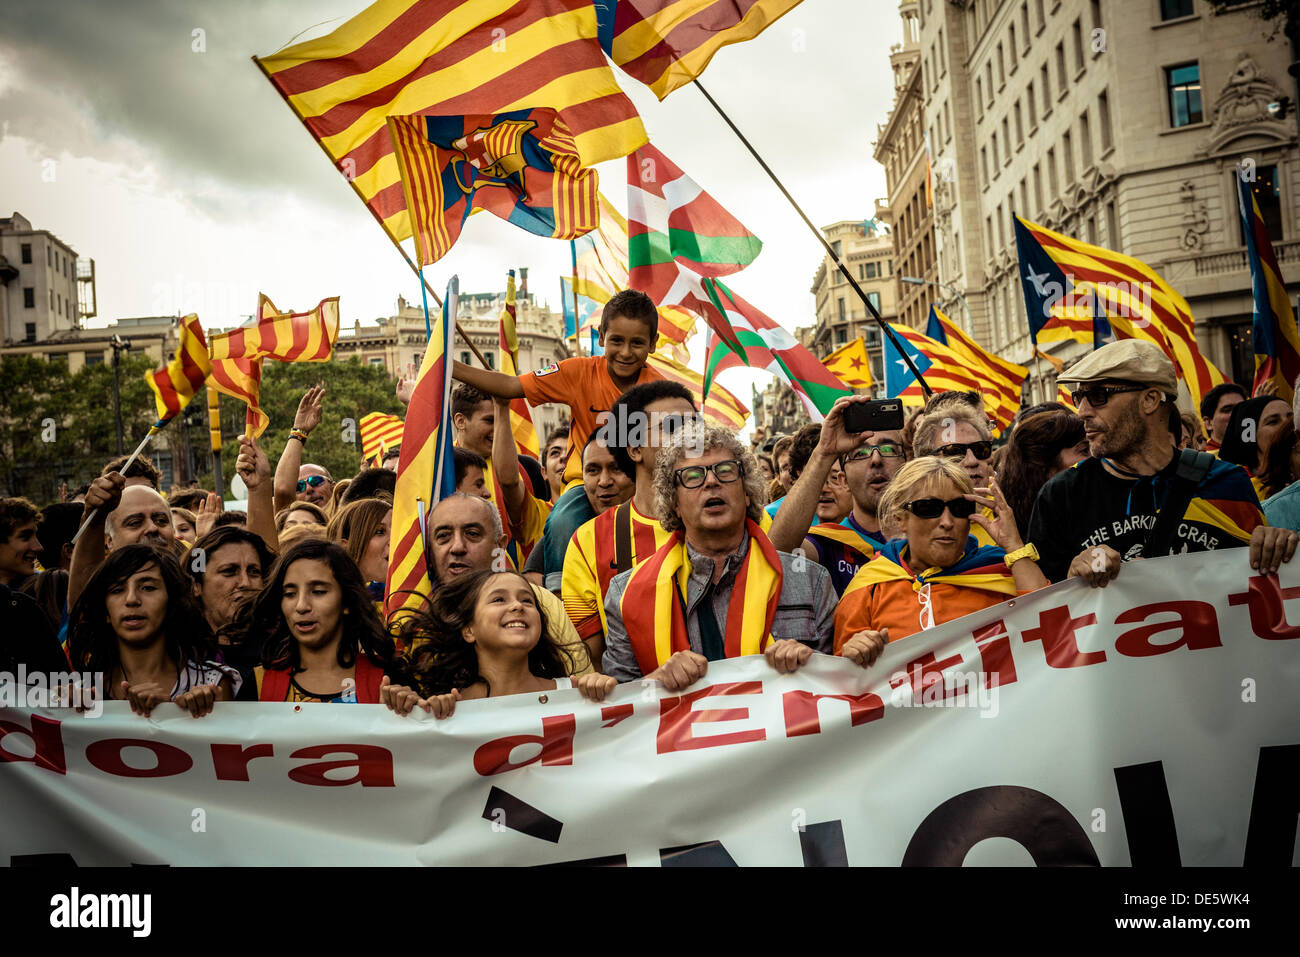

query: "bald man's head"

left=107, top=486, right=176, bottom=548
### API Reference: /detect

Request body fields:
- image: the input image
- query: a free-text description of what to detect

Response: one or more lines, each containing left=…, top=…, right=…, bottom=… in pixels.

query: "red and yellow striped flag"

left=645, top=350, right=749, bottom=430
left=497, top=270, right=540, bottom=459
left=822, top=337, right=874, bottom=390
left=255, top=0, right=647, bottom=246
left=146, top=314, right=212, bottom=422
left=209, top=296, right=340, bottom=364
left=1017, top=217, right=1225, bottom=412
left=360, top=412, right=405, bottom=466
left=208, top=355, right=269, bottom=438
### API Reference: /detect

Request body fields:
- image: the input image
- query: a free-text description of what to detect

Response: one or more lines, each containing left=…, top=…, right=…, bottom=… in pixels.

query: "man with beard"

left=769, top=395, right=907, bottom=594
left=1028, top=340, right=1296, bottom=585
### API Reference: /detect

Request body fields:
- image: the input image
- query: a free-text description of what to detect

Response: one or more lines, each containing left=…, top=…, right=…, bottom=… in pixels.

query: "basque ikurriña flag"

left=386, top=276, right=459, bottom=624
left=1237, top=171, right=1300, bottom=404
left=389, top=109, right=601, bottom=266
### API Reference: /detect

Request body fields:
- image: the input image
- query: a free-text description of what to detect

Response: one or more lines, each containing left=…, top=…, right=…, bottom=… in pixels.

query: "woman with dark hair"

left=67, top=544, right=238, bottom=717
left=326, top=494, right=392, bottom=613
left=1220, top=397, right=1295, bottom=499
left=381, top=569, right=615, bottom=717
left=238, top=538, right=398, bottom=703
left=997, top=409, right=1089, bottom=539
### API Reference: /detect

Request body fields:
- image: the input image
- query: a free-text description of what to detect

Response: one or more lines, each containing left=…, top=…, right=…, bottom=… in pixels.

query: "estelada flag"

left=146, top=314, right=212, bottom=423
left=926, top=305, right=1027, bottom=431
left=256, top=0, right=646, bottom=246
left=597, top=0, right=803, bottom=99
left=822, top=338, right=873, bottom=391
left=360, top=413, right=404, bottom=466
left=386, top=277, right=459, bottom=624
left=1237, top=171, right=1300, bottom=403
left=389, top=108, right=600, bottom=266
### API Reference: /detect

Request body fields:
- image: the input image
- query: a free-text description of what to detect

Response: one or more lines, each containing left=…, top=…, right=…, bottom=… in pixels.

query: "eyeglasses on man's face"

left=674, top=459, right=742, bottom=489
left=296, top=475, right=329, bottom=493
left=846, top=442, right=904, bottom=463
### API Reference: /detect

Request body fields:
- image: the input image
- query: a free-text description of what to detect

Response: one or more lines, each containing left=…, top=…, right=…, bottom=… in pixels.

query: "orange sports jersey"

left=562, top=501, right=674, bottom=641
left=518, top=355, right=663, bottom=483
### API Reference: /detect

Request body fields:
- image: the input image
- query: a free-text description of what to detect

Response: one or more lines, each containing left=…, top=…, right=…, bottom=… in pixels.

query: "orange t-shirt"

left=833, top=578, right=1020, bottom=651
left=518, top=355, right=663, bottom=482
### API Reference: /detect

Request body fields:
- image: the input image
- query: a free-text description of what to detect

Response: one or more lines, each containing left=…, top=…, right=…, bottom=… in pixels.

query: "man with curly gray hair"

left=602, top=422, right=850, bottom=689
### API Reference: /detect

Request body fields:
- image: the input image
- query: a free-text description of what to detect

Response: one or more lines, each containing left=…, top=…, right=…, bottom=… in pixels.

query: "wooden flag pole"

left=69, top=423, right=161, bottom=545
left=250, top=55, right=490, bottom=370
left=691, top=79, right=933, bottom=396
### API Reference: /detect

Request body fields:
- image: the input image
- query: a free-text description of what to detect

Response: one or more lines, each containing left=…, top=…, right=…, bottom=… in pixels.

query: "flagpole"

left=69, top=423, right=161, bottom=545
left=207, top=387, right=224, bottom=499
left=691, top=79, right=932, bottom=396
left=250, top=55, right=490, bottom=371
left=569, top=240, right=582, bottom=357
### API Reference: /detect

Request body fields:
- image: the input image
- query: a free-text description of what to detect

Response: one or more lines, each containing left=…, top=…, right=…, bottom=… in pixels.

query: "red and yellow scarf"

left=619, top=518, right=783, bottom=677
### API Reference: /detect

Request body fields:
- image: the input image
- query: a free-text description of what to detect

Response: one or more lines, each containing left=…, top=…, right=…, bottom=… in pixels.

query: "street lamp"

left=109, top=334, right=132, bottom=456
left=900, top=276, right=974, bottom=335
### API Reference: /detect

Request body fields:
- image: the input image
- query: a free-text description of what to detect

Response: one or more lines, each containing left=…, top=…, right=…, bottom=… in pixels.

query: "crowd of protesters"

left=3, top=289, right=1298, bottom=719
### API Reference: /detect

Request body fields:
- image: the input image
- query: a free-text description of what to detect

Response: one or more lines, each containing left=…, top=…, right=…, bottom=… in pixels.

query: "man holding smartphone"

left=768, top=395, right=908, bottom=593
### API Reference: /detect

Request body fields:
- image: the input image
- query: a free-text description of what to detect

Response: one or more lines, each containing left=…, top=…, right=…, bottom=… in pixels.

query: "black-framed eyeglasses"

left=296, top=475, right=328, bottom=492
left=935, top=441, right=993, bottom=461
left=675, top=459, right=742, bottom=489
left=846, top=442, right=904, bottom=462
left=902, top=497, right=977, bottom=520
left=1070, top=384, right=1145, bottom=409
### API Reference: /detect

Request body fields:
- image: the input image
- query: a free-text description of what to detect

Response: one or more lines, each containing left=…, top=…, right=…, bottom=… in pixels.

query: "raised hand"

left=395, top=362, right=419, bottom=405
left=294, top=384, right=325, bottom=434
left=967, top=478, right=1023, bottom=551
left=82, top=472, right=125, bottom=519
left=195, top=492, right=223, bottom=539
left=235, top=434, right=270, bottom=491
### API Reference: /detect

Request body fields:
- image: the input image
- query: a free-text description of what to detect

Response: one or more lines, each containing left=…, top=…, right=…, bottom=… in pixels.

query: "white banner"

left=2, top=549, right=1297, bottom=866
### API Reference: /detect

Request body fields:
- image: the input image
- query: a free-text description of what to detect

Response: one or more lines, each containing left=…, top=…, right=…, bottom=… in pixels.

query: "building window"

left=20, top=243, right=32, bottom=264
left=460, top=351, right=471, bottom=364
left=1091, top=0, right=1102, bottom=30
left=1056, top=42, right=1067, bottom=92
left=1241, top=165, right=1284, bottom=243
left=23, top=287, right=35, bottom=308
left=867, top=292, right=882, bottom=312
left=997, top=43, right=1006, bottom=86
left=1015, top=101, right=1024, bottom=145
left=57, top=293, right=61, bottom=315
left=1166, top=63, right=1203, bottom=127
left=1062, top=131, right=1075, bottom=185
left=1160, top=0, right=1195, bottom=20
left=25, top=323, right=36, bottom=342
left=865, top=261, right=879, bottom=279
left=1047, top=147, right=1059, bottom=196
left=986, top=62, right=994, bottom=105
left=86, top=352, right=104, bottom=366
left=1106, top=200, right=1120, bottom=251
left=997, top=203, right=1006, bottom=248
left=943, top=100, right=952, bottom=141
left=981, top=147, right=990, bottom=185
left=1033, top=164, right=1044, bottom=212
left=1040, top=64, right=1052, bottom=114
left=1003, top=117, right=1012, bottom=160
left=1072, top=18, right=1084, bottom=73
left=986, top=216, right=995, bottom=252
left=837, top=298, right=846, bottom=321
left=1098, top=90, right=1113, bottom=151
left=976, top=76, right=984, bottom=117
left=1079, top=111, right=1093, bottom=168
left=991, top=131, right=1000, bottom=171
left=1027, top=81, right=1037, bottom=127
left=1035, top=0, right=1045, bottom=30
left=47, top=246, right=52, bottom=266
left=836, top=327, right=848, bottom=345
left=831, top=240, right=842, bottom=258
left=1019, top=177, right=1029, bottom=217
left=1009, top=26, right=1018, bottom=67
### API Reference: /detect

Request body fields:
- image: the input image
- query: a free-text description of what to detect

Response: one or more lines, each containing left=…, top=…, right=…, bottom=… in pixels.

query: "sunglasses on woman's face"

left=935, top=441, right=993, bottom=461
left=296, top=475, right=328, bottom=492
left=902, top=497, right=977, bottom=520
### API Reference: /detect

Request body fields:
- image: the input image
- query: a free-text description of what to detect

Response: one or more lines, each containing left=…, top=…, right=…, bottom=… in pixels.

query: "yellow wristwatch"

left=1004, top=543, right=1039, bottom=568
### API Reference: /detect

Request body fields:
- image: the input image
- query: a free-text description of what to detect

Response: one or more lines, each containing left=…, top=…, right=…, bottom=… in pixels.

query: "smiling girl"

left=381, top=569, right=615, bottom=717
left=68, top=544, right=238, bottom=717
left=239, top=539, right=398, bottom=703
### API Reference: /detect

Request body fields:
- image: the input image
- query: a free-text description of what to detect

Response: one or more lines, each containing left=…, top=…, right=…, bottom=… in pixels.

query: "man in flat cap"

left=1026, top=340, right=1297, bottom=586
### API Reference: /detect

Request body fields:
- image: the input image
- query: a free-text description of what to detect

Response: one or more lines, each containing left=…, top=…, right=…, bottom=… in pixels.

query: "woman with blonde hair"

left=833, top=456, right=1048, bottom=654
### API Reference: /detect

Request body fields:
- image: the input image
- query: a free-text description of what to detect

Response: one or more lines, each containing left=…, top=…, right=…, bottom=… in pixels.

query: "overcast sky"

left=0, top=0, right=901, bottom=405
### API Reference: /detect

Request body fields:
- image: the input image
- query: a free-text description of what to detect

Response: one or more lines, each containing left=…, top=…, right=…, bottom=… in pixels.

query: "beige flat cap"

left=1057, top=339, right=1178, bottom=395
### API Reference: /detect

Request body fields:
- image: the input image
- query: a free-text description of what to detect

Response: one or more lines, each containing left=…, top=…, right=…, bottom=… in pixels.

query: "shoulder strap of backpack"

left=1144, top=448, right=1215, bottom=557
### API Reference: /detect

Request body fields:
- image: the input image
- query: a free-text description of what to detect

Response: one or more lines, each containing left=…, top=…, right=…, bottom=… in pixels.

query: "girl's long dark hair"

left=1259, top=427, right=1298, bottom=500
left=396, top=570, right=573, bottom=698
left=67, top=544, right=215, bottom=675
left=234, top=538, right=395, bottom=674
left=998, top=410, right=1087, bottom=538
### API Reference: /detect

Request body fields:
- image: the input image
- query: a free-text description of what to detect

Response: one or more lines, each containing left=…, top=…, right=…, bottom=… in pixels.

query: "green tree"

left=215, top=357, right=405, bottom=494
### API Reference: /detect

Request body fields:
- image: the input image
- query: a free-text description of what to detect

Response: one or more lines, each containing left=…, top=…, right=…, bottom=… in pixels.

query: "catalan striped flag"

left=208, top=355, right=269, bottom=438
left=389, top=109, right=601, bottom=266
left=497, top=270, right=540, bottom=459
left=209, top=296, right=340, bottom=364
left=255, top=0, right=647, bottom=246
left=386, top=276, right=459, bottom=624
left=645, top=350, right=750, bottom=430
left=146, top=314, right=212, bottom=423
left=360, top=412, right=405, bottom=466
left=1015, top=215, right=1225, bottom=412
left=596, top=0, right=804, bottom=99
left=1237, top=172, right=1300, bottom=404
left=883, top=321, right=1021, bottom=434
left=926, top=306, right=1027, bottom=431
left=822, top=337, right=874, bottom=391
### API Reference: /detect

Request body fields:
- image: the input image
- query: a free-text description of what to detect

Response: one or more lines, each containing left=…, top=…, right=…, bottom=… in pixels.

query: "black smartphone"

left=843, top=398, right=905, bottom=434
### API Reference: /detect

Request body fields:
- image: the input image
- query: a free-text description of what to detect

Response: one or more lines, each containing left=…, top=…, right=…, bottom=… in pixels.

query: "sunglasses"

left=1069, top=384, right=1145, bottom=408
left=296, top=475, right=329, bottom=492
left=675, top=459, right=742, bottom=489
left=902, top=497, right=977, bottom=520
left=846, top=442, right=904, bottom=462
left=935, top=441, right=993, bottom=461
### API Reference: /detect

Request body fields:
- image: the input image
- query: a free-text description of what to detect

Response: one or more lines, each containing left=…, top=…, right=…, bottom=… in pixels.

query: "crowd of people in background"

left=3, top=290, right=1299, bottom=721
